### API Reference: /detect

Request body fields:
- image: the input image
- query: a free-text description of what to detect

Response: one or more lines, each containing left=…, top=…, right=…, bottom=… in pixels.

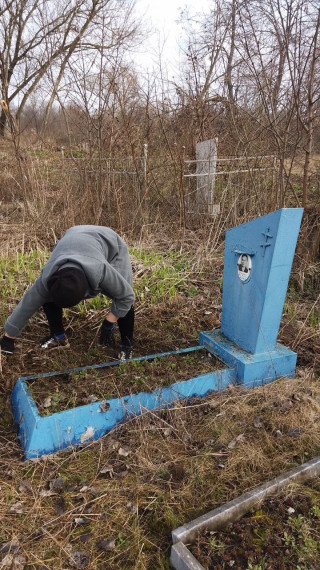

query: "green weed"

left=207, top=536, right=226, bottom=552
left=0, top=250, right=49, bottom=300
left=311, top=505, right=320, bottom=518
left=246, top=562, right=265, bottom=570
left=130, top=247, right=196, bottom=304
left=307, top=308, right=319, bottom=328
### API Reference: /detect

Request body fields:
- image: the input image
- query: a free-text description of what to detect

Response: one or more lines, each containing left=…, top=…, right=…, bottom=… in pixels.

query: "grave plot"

left=12, top=347, right=232, bottom=459
left=171, top=457, right=320, bottom=570
left=11, top=207, right=304, bottom=459
left=190, top=484, right=320, bottom=569
left=27, top=349, right=222, bottom=416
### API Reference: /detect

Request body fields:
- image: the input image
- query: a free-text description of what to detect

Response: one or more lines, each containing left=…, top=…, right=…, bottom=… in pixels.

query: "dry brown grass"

left=1, top=371, right=320, bottom=568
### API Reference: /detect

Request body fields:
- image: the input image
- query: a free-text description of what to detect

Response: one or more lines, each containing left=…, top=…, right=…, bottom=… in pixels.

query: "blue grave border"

left=11, top=338, right=296, bottom=460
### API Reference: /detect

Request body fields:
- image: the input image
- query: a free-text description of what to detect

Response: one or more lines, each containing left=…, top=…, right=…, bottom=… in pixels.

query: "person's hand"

left=99, top=319, right=115, bottom=346
left=0, top=335, right=15, bottom=354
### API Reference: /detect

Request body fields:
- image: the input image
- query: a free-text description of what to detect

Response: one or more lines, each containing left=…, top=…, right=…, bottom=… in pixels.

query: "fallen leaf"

left=96, top=538, right=116, bottom=551
left=39, top=489, right=57, bottom=498
left=10, top=503, right=24, bottom=514
left=79, top=533, right=91, bottom=544
left=99, top=465, right=113, bottom=477
left=227, top=433, right=245, bottom=449
left=49, top=477, right=65, bottom=493
left=106, top=439, right=120, bottom=451
left=73, top=517, right=90, bottom=527
left=0, top=539, right=20, bottom=554
left=253, top=416, right=264, bottom=428
left=69, top=551, right=89, bottom=569
left=0, top=554, right=26, bottom=569
left=87, top=394, right=99, bottom=403
left=291, top=393, right=301, bottom=402
left=18, top=480, right=33, bottom=494
left=287, top=427, right=303, bottom=437
left=98, top=401, right=110, bottom=413
left=116, top=469, right=129, bottom=478
left=282, top=400, right=293, bottom=410
left=127, top=502, right=138, bottom=515
left=54, top=497, right=66, bottom=515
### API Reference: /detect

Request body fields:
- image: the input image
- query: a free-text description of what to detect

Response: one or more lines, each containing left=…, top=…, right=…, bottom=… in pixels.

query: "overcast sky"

left=134, top=0, right=210, bottom=73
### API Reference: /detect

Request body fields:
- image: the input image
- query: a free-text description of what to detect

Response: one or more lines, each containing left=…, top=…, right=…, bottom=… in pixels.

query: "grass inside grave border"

left=26, top=349, right=223, bottom=416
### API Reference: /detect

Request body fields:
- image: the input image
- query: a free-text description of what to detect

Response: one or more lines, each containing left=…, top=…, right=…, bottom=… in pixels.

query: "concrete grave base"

left=200, top=329, right=297, bottom=386
left=170, top=456, right=320, bottom=569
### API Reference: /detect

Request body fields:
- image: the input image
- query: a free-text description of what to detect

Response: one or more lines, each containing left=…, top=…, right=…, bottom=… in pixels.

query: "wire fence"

left=183, top=155, right=278, bottom=223
left=1, top=144, right=291, bottom=233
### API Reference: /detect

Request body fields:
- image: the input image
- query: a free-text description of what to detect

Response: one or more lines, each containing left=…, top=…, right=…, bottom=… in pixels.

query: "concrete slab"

left=170, top=542, right=204, bottom=570
left=199, top=330, right=297, bottom=385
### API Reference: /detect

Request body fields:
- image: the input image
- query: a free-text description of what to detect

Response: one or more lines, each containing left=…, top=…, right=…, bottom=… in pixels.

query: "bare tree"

left=175, top=0, right=320, bottom=206
left=0, top=0, right=136, bottom=137
left=176, top=1, right=237, bottom=143
left=237, top=0, right=320, bottom=205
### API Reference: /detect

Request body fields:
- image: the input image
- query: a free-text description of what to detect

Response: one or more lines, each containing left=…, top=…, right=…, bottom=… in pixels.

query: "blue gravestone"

left=200, top=208, right=304, bottom=384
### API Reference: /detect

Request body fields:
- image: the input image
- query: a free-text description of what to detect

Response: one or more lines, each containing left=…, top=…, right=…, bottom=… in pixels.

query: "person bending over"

left=0, top=225, right=135, bottom=360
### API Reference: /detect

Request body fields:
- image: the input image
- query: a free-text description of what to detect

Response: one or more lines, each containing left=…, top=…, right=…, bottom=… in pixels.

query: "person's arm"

left=99, top=263, right=135, bottom=319
left=4, top=277, right=50, bottom=338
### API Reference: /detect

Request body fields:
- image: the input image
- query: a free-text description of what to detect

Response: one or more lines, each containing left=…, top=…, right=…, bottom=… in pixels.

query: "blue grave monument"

left=11, top=208, right=303, bottom=458
left=200, top=207, right=304, bottom=384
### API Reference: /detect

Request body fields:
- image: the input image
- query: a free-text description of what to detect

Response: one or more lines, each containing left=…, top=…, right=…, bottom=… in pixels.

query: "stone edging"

left=170, top=456, right=320, bottom=570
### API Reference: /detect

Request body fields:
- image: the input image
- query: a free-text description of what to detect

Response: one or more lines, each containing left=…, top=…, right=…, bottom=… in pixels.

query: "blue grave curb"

left=11, top=346, right=237, bottom=459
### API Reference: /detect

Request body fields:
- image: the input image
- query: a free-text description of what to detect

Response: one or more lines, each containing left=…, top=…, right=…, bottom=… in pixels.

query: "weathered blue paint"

left=221, top=208, right=303, bottom=354
left=12, top=362, right=236, bottom=459
left=199, top=330, right=297, bottom=386
left=11, top=208, right=303, bottom=459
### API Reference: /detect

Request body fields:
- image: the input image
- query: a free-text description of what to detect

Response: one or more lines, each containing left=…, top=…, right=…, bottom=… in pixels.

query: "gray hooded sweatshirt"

left=5, top=226, right=134, bottom=337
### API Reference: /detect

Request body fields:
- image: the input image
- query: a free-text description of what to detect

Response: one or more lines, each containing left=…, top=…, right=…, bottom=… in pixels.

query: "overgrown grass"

left=130, top=247, right=199, bottom=304
left=0, top=246, right=197, bottom=323
left=0, top=250, right=49, bottom=301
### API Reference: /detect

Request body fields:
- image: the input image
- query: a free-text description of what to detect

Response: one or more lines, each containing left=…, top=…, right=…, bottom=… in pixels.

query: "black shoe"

left=0, top=335, right=15, bottom=354
left=118, top=347, right=133, bottom=361
left=40, top=335, right=69, bottom=350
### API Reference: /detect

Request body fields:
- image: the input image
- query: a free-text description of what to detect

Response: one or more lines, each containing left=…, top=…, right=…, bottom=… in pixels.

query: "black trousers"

left=43, top=303, right=134, bottom=347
